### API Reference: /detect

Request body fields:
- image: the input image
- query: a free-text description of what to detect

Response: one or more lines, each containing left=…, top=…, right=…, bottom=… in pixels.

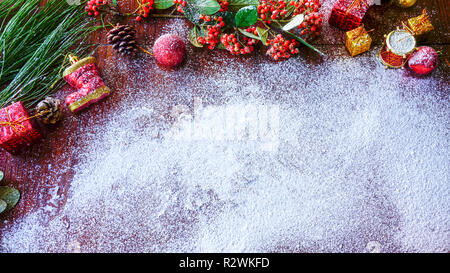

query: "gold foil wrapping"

left=407, top=9, right=434, bottom=36
left=345, top=25, right=372, bottom=57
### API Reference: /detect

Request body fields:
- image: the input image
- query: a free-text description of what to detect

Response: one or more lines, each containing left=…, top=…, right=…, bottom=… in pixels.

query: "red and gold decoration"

left=63, top=54, right=111, bottom=114
left=379, top=28, right=417, bottom=68
left=394, top=0, right=417, bottom=9
left=406, top=9, right=434, bottom=37
left=345, top=25, right=372, bottom=57
left=329, top=0, right=371, bottom=31
left=408, top=46, right=439, bottom=75
left=0, top=102, right=43, bottom=155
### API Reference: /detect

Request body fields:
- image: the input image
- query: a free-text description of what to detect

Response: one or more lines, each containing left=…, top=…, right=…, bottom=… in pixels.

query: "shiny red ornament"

left=408, top=46, right=438, bottom=75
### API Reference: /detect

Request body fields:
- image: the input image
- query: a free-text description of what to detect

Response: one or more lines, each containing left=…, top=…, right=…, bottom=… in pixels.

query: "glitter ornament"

left=63, top=54, right=111, bottom=113
left=153, top=34, right=186, bottom=68
left=394, top=0, right=417, bottom=8
left=379, top=29, right=416, bottom=68
left=408, top=46, right=438, bottom=75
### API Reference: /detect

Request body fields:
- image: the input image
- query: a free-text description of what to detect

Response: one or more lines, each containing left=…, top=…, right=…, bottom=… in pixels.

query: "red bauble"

left=153, top=34, right=186, bottom=68
left=408, top=46, right=438, bottom=75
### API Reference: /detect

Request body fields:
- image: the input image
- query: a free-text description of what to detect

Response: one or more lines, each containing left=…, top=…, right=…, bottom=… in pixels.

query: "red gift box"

left=329, top=0, right=371, bottom=30
left=0, top=102, right=43, bottom=155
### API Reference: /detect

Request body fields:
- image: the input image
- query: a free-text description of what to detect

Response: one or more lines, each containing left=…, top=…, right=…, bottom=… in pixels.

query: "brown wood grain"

left=0, top=0, right=448, bottom=241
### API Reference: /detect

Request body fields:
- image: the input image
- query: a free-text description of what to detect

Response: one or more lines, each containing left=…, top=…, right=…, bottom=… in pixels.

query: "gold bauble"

left=394, top=0, right=417, bottom=8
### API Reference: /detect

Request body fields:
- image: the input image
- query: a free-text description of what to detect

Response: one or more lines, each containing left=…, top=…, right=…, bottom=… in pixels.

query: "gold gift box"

left=407, top=9, right=434, bottom=36
left=345, top=25, right=372, bottom=57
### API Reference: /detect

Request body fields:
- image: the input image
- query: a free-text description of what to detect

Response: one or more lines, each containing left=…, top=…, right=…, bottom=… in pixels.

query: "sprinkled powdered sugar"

left=0, top=1, right=449, bottom=253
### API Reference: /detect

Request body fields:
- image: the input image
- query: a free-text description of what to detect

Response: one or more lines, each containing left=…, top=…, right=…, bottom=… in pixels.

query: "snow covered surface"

left=0, top=1, right=449, bottom=253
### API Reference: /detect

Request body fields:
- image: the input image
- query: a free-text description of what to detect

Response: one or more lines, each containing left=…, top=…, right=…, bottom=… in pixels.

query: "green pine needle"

left=0, top=0, right=97, bottom=108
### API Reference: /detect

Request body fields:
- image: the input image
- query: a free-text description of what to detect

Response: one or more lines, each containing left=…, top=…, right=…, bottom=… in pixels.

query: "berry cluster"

left=220, top=27, right=259, bottom=55
left=266, top=34, right=299, bottom=60
left=197, top=17, right=225, bottom=50
left=258, top=0, right=322, bottom=40
left=291, top=0, right=322, bottom=39
left=85, top=0, right=107, bottom=17
left=174, top=0, right=187, bottom=14
left=136, top=0, right=155, bottom=21
left=257, top=0, right=289, bottom=23
left=218, top=0, right=229, bottom=12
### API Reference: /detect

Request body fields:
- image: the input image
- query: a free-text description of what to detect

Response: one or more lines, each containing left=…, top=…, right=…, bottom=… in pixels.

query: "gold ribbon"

left=0, top=107, right=49, bottom=135
left=345, top=0, right=369, bottom=15
left=350, top=25, right=373, bottom=44
left=415, top=9, right=430, bottom=28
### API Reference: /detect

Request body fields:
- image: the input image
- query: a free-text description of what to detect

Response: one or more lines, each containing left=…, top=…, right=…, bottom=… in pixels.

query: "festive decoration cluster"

left=89, top=0, right=325, bottom=60
left=326, top=0, right=438, bottom=75
left=0, top=0, right=442, bottom=158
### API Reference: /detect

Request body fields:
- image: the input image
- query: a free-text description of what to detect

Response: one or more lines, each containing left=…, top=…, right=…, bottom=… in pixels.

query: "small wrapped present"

left=407, top=9, right=434, bottom=36
left=0, top=102, right=43, bottom=155
left=345, top=25, right=372, bottom=56
left=329, top=0, right=371, bottom=31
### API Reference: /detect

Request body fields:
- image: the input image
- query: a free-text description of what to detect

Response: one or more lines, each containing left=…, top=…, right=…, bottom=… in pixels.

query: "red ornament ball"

left=153, top=34, right=186, bottom=68
left=408, top=46, right=438, bottom=75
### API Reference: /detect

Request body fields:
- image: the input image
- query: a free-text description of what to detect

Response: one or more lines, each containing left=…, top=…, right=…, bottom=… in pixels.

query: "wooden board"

left=0, top=0, right=449, bottom=244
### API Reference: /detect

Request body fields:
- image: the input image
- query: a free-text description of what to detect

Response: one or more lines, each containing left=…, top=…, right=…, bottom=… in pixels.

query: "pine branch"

left=0, top=0, right=97, bottom=108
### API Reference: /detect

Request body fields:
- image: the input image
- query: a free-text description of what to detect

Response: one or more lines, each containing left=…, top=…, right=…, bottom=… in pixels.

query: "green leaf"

left=0, top=200, right=6, bottom=214
left=282, top=14, right=304, bottom=31
left=256, top=27, right=268, bottom=45
left=0, top=170, right=3, bottom=182
left=189, top=26, right=204, bottom=47
left=112, top=0, right=117, bottom=6
left=238, top=28, right=261, bottom=40
left=182, top=0, right=221, bottom=25
left=0, top=186, right=20, bottom=211
left=154, top=0, right=175, bottom=9
left=235, top=6, right=257, bottom=27
left=214, top=11, right=236, bottom=27
left=228, top=0, right=259, bottom=12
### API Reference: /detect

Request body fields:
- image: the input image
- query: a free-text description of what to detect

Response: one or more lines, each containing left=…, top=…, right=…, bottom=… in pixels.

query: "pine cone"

left=107, top=24, right=138, bottom=56
left=35, top=97, right=62, bottom=125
